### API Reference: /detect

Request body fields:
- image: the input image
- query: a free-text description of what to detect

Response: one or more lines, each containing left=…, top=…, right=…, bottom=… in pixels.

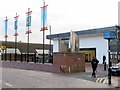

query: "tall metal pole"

left=14, top=13, right=19, bottom=61
left=26, top=8, right=32, bottom=63
left=43, top=29, right=45, bottom=64
left=41, top=0, right=48, bottom=64
left=27, top=20, right=30, bottom=63
left=4, top=16, right=8, bottom=61
left=116, top=28, right=120, bottom=63
left=108, top=39, right=111, bottom=85
left=49, top=25, right=51, bottom=53
left=42, top=1, right=45, bottom=64
left=115, top=26, right=120, bottom=63
left=15, top=33, right=17, bottom=61
left=5, top=36, right=7, bottom=61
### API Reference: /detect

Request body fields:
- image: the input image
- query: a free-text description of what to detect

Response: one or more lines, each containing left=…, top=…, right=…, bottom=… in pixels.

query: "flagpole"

left=49, top=25, right=51, bottom=54
left=27, top=8, right=30, bottom=63
left=43, top=1, right=45, bottom=64
left=4, top=16, right=8, bottom=61
left=41, top=0, right=48, bottom=64
left=14, top=13, right=19, bottom=61
left=26, top=8, right=32, bottom=63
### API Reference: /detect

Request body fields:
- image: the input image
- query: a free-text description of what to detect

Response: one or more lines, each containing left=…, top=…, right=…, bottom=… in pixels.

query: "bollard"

left=16, top=53, right=17, bottom=61
left=34, top=53, right=36, bottom=63
left=1, top=53, right=3, bottom=60
left=5, top=53, right=7, bottom=61
left=25, top=53, right=26, bottom=62
left=21, top=53, right=23, bottom=62
left=10, top=53, right=11, bottom=61
left=14, top=53, right=17, bottom=61
left=104, top=62, right=106, bottom=71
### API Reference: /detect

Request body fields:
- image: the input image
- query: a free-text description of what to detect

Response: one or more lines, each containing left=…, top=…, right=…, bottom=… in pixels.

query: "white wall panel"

left=79, top=35, right=108, bottom=64
left=53, top=40, right=59, bottom=52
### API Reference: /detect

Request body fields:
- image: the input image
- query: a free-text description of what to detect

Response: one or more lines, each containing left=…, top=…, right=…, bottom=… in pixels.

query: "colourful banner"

left=4, top=19, right=8, bottom=37
left=14, top=20, right=18, bottom=30
left=41, top=6, right=48, bottom=31
left=26, top=16, right=31, bottom=27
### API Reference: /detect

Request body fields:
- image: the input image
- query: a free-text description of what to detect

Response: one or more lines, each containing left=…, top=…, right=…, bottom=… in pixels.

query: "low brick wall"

left=53, top=52, right=85, bottom=73
left=1, top=53, right=85, bottom=73
left=1, top=61, right=61, bottom=73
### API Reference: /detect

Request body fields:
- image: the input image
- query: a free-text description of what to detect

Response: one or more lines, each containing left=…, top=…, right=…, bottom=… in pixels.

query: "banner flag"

left=5, top=22, right=7, bottom=35
left=26, top=16, right=31, bottom=27
left=4, top=19, right=8, bottom=37
left=14, top=20, right=18, bottom=30
left=41, top=5, right=48, bottom=31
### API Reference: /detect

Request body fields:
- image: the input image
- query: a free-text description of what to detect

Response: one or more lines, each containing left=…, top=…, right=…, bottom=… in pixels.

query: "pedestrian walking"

left=91, top=57, right=99, bottom=78
left=103, top=55, right=106, bottom=64
left=103, top=55, right=106, bottom=70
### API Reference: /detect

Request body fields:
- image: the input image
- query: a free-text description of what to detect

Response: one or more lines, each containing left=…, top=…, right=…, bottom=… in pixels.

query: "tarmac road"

left=1, top=67, right=114, bottom=88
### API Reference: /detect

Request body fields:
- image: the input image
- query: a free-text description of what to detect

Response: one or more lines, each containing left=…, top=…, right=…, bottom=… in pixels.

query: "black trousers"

left=92, top=67, right=97, bottom=76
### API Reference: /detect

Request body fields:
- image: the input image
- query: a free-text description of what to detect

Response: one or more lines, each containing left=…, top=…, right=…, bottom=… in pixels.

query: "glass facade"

left=110, top=39, right=120, bottom=63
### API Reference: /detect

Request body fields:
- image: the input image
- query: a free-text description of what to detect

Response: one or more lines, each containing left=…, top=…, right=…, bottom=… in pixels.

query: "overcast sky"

left=0, top=0, right=119, bottom=44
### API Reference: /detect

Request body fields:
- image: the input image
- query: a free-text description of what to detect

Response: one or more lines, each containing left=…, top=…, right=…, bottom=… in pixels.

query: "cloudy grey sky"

left=0, top=0, right=119, bottom=44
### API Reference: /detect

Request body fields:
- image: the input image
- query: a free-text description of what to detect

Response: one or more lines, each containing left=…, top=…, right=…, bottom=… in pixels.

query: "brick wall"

left=53, top=53, right=85, bottom=73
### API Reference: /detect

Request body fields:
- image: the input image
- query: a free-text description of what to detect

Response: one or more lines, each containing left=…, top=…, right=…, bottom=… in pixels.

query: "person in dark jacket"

left=103, top=55, right=106, bottom=64
left=91, top=57, right=99, bottom=78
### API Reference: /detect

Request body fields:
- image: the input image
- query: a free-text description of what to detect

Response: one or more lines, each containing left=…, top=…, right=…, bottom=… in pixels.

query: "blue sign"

left=104, top=31, right=116, bottom=39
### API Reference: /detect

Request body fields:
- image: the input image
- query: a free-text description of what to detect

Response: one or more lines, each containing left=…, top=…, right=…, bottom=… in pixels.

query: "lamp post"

left=14, top=13, right=19, bottom=61
left=26, top=8, right=32, bottom=63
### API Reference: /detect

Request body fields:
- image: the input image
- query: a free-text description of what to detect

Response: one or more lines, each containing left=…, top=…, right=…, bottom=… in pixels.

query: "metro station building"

left=47, top=26, right=120, bottom=64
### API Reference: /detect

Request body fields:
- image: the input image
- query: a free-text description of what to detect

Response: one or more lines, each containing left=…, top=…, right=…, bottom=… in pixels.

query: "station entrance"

left=80, top=48, right=96, bottom=62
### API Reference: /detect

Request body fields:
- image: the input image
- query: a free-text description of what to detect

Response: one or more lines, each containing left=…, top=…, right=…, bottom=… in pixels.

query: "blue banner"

left=26, top=16, right=31, bottom=27
left=14, top=20, right=18, bottom=30
left=41, top=6, right=48, bottom=30
left=5, top=22, right=7, bottom=35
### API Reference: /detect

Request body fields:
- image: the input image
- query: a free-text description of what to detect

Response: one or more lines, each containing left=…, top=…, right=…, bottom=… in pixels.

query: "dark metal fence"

left=1, top=53, right=53, bottom=63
